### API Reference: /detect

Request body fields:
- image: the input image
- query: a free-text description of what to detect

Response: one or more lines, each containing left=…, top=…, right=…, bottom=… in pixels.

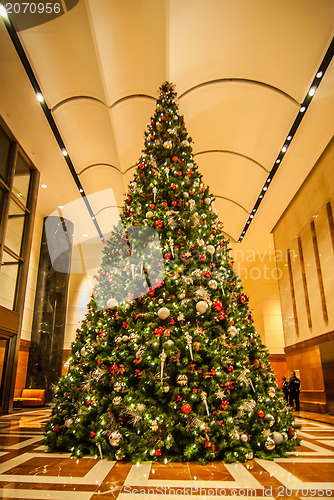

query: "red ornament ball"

left=181, top=403, right=192, bottom=414
left=258, top=410, right=264, bottom=418
left=155, top=449, right=162, bottom=456
left=213, top=300, right=223, bottom=312
left=155, top=220, right=163, bottom=228
left=171, top=184, right=177, bottom=190
left=172, top=156, right=178, bottom=162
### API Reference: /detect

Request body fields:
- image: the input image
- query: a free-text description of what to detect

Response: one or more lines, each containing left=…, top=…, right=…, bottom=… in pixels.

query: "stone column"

left=26, top=216, right=74, bottom=403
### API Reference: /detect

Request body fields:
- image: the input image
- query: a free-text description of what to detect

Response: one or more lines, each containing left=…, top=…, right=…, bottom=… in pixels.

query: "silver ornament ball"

left=107, top=298, right=118, bottom=310
left=196, top=300, right=208, bottom=314
left=265, top=438, right=276, bottom=450
left=273, top=431, right=284, bottom=445
left=158, top=307, right=170, bottom=320
left=240, top=433, right=248, bottom=443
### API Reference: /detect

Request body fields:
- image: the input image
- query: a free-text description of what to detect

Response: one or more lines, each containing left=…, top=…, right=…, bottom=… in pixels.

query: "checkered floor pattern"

left=0, top=409, right=333, bottom=499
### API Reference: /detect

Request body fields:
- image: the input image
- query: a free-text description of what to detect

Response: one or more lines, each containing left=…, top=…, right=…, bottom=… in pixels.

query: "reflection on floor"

left=0, top=409, right=333, bottom=499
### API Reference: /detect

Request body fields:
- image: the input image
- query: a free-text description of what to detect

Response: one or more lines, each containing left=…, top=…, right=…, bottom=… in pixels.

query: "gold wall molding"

left=310, top=220, right=329, bottom=323
left=284, top=329, right=334, bottom=353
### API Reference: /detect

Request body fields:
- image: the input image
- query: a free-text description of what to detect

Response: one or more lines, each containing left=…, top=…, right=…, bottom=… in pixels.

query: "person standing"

left=288, top=371, right=301, bottom=411
left=281, top=376, right=289, bottom=402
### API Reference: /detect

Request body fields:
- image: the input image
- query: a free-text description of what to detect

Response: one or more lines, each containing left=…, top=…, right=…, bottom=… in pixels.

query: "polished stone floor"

left=0, top=409, right=333, bottom=499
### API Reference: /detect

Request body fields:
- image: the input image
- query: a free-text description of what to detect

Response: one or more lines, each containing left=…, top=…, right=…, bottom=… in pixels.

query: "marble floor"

left=0, top=409, right=333, bottom=499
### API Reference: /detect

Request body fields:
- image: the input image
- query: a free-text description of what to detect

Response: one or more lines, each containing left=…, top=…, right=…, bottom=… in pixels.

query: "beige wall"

left=64, top=273, right=91, bottom=349
left=273, top=137, right=334, bottom=412
left=231, top=239, right=285, bottom=354
left=273, top=137, right=334, bottom=347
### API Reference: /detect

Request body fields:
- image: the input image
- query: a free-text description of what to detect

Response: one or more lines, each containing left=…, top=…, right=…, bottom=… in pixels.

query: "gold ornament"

left=151, top=420, right=159, bottom=431
left=115, top=449, right=125, bottom=460
left=114, top=382, right=123, bottom=392
left=268, top=387, right=276, bottom=398
left=177, top=374, right=188, bottom=386
left=109, top=431, right=121, bottom=446
left=113, top=397, right=122, bottom=405
left=230, top=429, right=240, bottom=440
left=266, top=414, right=275, bottom=427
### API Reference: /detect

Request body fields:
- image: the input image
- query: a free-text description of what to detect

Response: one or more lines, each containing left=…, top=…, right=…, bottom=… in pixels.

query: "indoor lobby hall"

left=0, top=408, right=333, bottom=499
left=1, top=1, right=334, bottom=498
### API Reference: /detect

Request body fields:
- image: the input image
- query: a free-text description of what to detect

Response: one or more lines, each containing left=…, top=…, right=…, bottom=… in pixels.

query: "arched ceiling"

left=0, top=0, right=333, bottom=244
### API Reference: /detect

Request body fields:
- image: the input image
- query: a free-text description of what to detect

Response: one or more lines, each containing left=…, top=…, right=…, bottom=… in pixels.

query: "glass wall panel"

left=0, top=253, right=19, bottom=310
left=4, top=199, right=25, bottom=256
left=12, top=153, right=31, bottom=207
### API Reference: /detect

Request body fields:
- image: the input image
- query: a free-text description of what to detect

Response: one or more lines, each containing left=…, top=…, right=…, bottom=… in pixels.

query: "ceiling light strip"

left=0, top=6, right=105, bottom=242
left=238, top=36, right=334, bottom=242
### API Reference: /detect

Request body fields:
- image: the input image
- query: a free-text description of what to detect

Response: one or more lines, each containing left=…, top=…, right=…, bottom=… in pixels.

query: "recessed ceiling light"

left=287, top=135, right=292, bottom=141
left=308, top=87, right=316, bottom=96
left=276, top=159, right=281, bottom=163
left=0, top=4, right=8, bottom=17
left=36, top=93, right=44, bottom=102
left=41, top=184, right=47, bottom=189
left=282, top=145, right=287, bottom=153
left=300, top=106, right=306, bottom=112
left=79, top=188, right=83, bottom=193
left=316, top=71, right=323, bottom=78
left=62, top=148, right=68, bottom=156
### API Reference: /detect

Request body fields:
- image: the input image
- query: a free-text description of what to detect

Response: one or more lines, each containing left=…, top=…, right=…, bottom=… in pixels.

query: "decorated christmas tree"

left=44, top=82, right=299, bottom=464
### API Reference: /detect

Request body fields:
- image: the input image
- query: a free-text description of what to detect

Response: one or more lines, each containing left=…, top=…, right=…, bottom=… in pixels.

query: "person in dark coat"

left=281, top=376, right=289, bottom=402
left=288, top=371, right=301, bottom=411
